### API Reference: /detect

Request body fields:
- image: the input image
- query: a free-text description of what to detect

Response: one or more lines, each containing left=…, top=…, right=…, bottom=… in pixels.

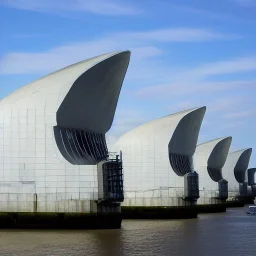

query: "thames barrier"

left=0, top=51, right=255, bottom=229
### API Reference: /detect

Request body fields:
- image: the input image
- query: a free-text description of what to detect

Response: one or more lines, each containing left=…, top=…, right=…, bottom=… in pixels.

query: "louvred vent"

left=54, top=125, right=108, bottom=165
left=169, top=153, right=193, bottom=176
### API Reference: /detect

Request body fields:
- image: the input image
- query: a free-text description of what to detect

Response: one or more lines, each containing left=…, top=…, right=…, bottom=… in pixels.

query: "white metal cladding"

left=193, top=137, right=232, bottom=204
left=222, top=149, right=252, bottom=196
left=0, top=51, right=130, bottom=211
left=248, top=168, right=256, bottom=185
left=194, top=137, right=232, bottom=187
left=112, top=107, right=206, bottom=206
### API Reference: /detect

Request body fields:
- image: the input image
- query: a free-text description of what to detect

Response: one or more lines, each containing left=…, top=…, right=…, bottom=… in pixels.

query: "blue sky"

left=0, top=0, right=256, bottom=167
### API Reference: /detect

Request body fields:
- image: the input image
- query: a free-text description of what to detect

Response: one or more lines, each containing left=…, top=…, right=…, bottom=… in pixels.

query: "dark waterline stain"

left=0, top=207, right=255, bottom=256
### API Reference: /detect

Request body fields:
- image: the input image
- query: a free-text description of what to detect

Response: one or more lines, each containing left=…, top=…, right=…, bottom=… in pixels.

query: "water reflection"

left=91, top=229, right=122, bottom=256
left=0, top=207, right=255, bottom=256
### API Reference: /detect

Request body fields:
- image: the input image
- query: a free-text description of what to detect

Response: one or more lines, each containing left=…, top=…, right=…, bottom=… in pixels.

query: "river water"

left=0, top=206, right=255, bottom=256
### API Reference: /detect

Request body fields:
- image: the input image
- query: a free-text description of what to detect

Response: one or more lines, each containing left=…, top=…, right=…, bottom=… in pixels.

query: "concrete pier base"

left=121, top=206, right=198, bottom=219
left=0, top=197, right=123, bottom=229
left=0, top=212, right=122, bottom=229
left=226, top=201, right=244, bottom=208
left=196, top=204, right=226, bottom=213
left=243, top=197, right=255, bottom=205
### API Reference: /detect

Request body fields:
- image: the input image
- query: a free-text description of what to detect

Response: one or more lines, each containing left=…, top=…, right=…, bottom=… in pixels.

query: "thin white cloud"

left=0, top=0, right=47, bottom=11
left=118, top=28, right=239, bottom=42
left=165, top=100, right=198, bottom=113
left=180, top=56, right=256, bottom=80
left=223, top=109, right=256, bottom=119
left=75, top=0, right=140, bottom=15
left=218, top=121, right=244, bottom=131
left=160, top=94, right=254, bottom=137
left=0, top=38, right=161, bottom=75
left=169, top=4, right=236, bottom=21
left=207, top=96, right=249, bottom=113
left=0, top=27, right=234, bottom=75
left=174, top=96, right=250, bottom=117
left=9, top=33, right=49, bottom=39
left=133, top=54, right=256, bottom=100
left=0, top=0, right=140, bottom=16
left=135, top=80, right=256, bottom=99
left=231, top=0, right=256, bottom=7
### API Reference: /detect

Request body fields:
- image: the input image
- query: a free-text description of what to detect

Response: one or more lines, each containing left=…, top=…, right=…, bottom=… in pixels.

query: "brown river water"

left=0, top=206, right=255, bottom=256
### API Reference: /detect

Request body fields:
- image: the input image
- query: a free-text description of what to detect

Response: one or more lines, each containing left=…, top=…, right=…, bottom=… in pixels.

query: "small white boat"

left=246, top=206, right=256, bottom=216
